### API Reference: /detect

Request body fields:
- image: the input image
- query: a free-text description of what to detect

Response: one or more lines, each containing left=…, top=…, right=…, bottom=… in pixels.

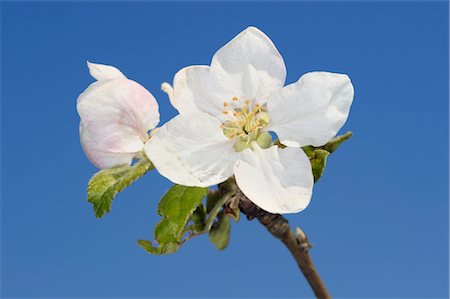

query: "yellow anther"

left=221, top=100, right=271, bottom=151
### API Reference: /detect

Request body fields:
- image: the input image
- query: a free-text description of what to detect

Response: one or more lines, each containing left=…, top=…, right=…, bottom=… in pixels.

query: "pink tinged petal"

left=77, top=78, right=160, bottom=169
left=172, top=27, right=286, bottom=119
left=234, top=144, right=313, bottom=214
left=145, top=112, right=239, bottom=187
left=267, top=72, right=354, bottom=147
left=79, top=122, right=137, bottom=168
left=87, top=61, right=126, bottom=81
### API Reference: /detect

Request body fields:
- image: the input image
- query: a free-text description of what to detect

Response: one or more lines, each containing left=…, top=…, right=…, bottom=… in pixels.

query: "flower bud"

left=234, top=139, right=251, bottom=152
left=255, top=131, right=272, bottom=149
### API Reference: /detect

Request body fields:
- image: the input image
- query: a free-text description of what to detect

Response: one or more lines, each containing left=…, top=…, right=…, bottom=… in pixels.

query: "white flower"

left=77, top=62, right=160, bottom=169
left=146, top=27, right=354, bottom=214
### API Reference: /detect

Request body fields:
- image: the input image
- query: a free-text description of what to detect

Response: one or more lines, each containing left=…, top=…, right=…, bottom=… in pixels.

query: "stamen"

left=221, top=101, right=271, bottom=151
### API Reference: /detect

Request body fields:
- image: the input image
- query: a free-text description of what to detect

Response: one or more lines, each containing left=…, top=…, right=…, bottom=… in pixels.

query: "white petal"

left=172, top=27, right=286, bottom=119
left=145, top=112, right=238, bottom=187
left=77, top=78, right=160, bottom=169
left=211, top=26, right=286, bottom=101
left=172, top=65, right=219, bottom=115
left=234, top=144, right=313, bottom=214
left=267, top=72, right=354, bottom=147
left=172, top=66, right=242, bottom=120
left=161, top=82, right=178, bottom=110
left=87, top=61, right=126, bottom=81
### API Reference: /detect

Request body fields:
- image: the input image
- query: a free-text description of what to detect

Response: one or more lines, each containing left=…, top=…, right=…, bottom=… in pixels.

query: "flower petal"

left=234, top=144, right=313, bottom=214
left=145, top=112, right=238, bottom=187
left=87, top=61, right=126, bottom=81
left=211, top=26, right=286, bottom=101
left=79, top=122, right=137, bottom=168
left=172, top=27, right=286, bottom=119
left=77, top=78, right=159, bottom=168
left=267, top=72, right=354, bottom=147
left=172, top=65, right=221, bottom=115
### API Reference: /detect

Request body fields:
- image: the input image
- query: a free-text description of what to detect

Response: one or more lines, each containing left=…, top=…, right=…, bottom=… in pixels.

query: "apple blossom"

left=77, top=62, right=160, bottom=169
left=146, top=27, right=354, bottom=214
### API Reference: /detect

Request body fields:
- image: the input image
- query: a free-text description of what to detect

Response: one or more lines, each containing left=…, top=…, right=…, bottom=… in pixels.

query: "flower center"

left=220, top=97, right=272, bottom=152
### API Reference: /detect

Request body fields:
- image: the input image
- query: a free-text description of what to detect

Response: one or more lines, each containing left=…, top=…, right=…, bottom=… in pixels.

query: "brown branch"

left=219, top=180, right=331, bottom=299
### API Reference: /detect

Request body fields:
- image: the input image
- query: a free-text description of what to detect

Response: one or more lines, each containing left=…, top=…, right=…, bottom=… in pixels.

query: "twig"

left=219, top=180, right=331, bottom=299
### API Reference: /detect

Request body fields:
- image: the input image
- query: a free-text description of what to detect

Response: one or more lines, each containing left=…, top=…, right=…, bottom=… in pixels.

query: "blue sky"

left=1, top=1, right=448, bottom=298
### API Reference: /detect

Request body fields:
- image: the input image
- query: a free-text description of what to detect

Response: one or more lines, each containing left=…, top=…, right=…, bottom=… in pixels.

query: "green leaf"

left=209, top=212, right=231, bottom=251
left=137, top=239, right=179, bottom=255
left=301, top=132, right=352, bottom=182
left=301, top=145, right=316, bottom=157
left=310, top=149, right=330, bottom=182
left=321, top=131, right=353, bottom=153
left=191, top=205, right=206, bottom=232
left=87, top=157, right=153, bottom=218
left=139, top=185, right=207, bottom=255
left=206, top=189, right=222, bottom=213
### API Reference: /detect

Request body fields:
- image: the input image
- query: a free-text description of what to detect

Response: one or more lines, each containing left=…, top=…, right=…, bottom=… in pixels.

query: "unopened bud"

left=255, top=131, right=272, bottom=149
left=234, top=139, right=251, bottom=152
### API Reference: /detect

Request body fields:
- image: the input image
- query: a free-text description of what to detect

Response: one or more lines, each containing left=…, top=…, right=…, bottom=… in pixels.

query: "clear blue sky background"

left=1, top=1, right=448, bottom=298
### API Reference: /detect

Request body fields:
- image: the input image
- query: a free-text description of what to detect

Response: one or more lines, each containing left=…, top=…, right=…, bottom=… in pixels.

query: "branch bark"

left=219, top=180, right=331, bottom=299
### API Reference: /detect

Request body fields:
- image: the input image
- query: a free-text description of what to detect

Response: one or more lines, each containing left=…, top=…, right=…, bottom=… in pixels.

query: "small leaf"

left=87, top=157, right=153, bottom=218
left=224, top=196, right=240, bottom=222
left=209, top=212, right=231, bottom=251
left=191, top=205, right=206, bottom=232
left=321, top=131, right=353, bottom=153
left=301, top=145, right=315, bottom=158
left=139, top=185, right=207, bottom=255
left=225, top=206, right=240, bottom=222
left=206, top=189, right=222, bottom=213
left=137, top=239, right=179, bottom=255
left=301, top=132, right=353, bottom=182
left=310, top=149, right=330, bottom=182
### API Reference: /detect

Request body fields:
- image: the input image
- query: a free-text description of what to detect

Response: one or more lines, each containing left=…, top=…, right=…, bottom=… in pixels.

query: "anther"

left=223, top=102, right=228, bottom=107
left=232, top=97, right=238, bottom=101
